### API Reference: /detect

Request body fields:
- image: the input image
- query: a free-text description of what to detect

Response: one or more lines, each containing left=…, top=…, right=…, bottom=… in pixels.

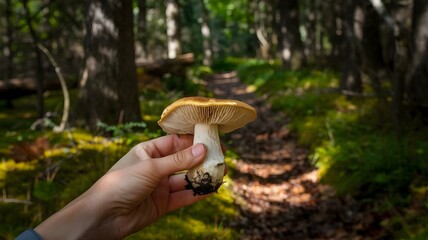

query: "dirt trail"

left=205, top=72, right=388, bottom=240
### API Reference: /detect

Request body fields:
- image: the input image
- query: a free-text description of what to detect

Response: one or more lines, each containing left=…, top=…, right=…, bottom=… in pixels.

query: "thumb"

left=147, top=143, right=206, bottom=178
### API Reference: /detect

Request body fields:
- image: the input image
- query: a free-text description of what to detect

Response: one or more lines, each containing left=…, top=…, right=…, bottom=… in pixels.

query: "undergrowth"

left=224, top=57, right=428, bottom=239
left=0, top=68, right=238, bottom=239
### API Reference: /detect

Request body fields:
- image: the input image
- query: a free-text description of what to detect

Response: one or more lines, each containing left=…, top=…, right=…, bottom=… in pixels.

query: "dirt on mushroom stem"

left=184, top=172, right=224, bottom=195
left=185, top=123, right=226, bottom=195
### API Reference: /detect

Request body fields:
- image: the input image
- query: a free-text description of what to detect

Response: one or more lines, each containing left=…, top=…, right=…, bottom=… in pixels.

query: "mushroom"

left=158, top=97, right=257, bottom=195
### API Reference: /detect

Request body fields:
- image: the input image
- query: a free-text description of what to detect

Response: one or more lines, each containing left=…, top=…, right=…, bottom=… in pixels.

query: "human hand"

left=35, top=134, right=211, bottom=240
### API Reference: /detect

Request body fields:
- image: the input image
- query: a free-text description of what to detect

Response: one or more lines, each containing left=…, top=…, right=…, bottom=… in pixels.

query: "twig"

left=0, top=198, right=33, bottom=205
left=325, top=119, right=335, bottom=146
left=37, top=43, right=70, bottom=132
left=368, top=0, right=399, bottom=36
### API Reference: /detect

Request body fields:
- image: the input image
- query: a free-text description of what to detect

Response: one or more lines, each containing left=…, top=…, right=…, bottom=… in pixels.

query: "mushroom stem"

left=185, top=123, right=225, bottom=195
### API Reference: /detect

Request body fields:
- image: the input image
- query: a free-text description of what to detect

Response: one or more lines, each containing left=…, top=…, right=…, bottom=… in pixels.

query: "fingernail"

left=192, top=144, right=205, bottom=157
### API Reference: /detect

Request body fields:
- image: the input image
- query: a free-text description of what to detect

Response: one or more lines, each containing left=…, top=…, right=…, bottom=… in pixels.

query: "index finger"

left=139, top=134, right=194, bottom=158
left=110, top=134, right=194, bottom=171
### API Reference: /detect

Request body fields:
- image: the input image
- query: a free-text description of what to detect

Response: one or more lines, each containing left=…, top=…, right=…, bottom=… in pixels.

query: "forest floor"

left=205, top=72, right=390, bottom=240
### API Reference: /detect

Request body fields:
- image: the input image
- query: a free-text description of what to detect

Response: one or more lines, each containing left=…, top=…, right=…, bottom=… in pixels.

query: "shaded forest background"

left=1, top=0, right=428, bottom=239
left=2, top=0, right=428, bottom=125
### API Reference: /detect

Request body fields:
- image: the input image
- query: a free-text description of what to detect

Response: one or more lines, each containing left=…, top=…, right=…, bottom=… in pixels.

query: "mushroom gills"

left=185, top=123, right=225, bottom=195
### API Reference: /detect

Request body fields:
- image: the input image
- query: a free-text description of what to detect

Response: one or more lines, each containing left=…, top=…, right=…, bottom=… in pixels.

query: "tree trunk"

left=277, top=0, right=306, bottom=68
left=277, top=0, right=291, bottom=68
left=305, top=0, right=317, bottom=61
left=367, top=0, right=412, bottom=132
left=82, top=0, right=141, bottom=130
left=361, top=3, right=385, bottom=99
left=5, top=0, right=14, bottom=79
left=137, top=0, right=148, bottom=59
left=315, top=1, right=325, bottom=60
left=200, top=0, right=212, bottom=66
left=22, top=0, right=45, bottom=119
left=254, top=0, right=270, bottom=59
left=328, top=1, right=344, bottom=67
left=264, top=0, right=276, bottom=59
left=340, top=0, right=363, bottom=93
left=4, top=0, right=14, bottom=108
left=406, top=0, right=428, bottom=106
left=166, top=0, right=181, bottom=59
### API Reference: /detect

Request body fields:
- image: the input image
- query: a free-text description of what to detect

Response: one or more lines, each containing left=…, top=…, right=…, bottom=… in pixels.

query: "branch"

left=368, top=0, right=400, bottom=36
left=0, top=198, right=32, bottom=205
left=37, top=43, right=70, bottom=132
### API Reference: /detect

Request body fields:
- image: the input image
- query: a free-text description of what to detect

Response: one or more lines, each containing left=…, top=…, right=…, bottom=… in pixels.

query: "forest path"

left=204, top=72, right=387, bottom=240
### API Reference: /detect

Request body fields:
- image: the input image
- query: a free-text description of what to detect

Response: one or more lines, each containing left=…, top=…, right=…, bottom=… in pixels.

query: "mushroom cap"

left=158, top=97, right=257, bottom=134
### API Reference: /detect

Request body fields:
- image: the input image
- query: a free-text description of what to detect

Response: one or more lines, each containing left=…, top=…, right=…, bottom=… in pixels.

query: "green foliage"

left=315, top=128, right=425, bottom=198
left=97, top=121, right=147, bottom=138
left=188, top=65, right=213, bottom=79
left=207, top=0, right=250, bottom=23
left=33, top=181, right=57, bottom=201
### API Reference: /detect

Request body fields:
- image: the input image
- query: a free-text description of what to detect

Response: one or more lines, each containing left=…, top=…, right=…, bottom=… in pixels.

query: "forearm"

left=34, top=194, right=117, bottom=240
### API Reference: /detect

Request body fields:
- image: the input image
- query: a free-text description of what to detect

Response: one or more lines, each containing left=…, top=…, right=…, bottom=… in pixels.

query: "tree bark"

left=340, top=0, right=363, bottom=93
left=137, top=0, right=148, bottom=59
left=406, top=0, right=428, bottom=106
left=305, top=0, right=317, bottom=61
left=327, top=1, right=344, bottom=66
left=5, top=0, right=14, bottom=79
left=362, top=2, right=385, bottom=99
left=277, top=0, right=291, bottom=68
left=267, top=0, right=278, bottom=58
left=4, top=0, right=14, bottom=108
left=254, top=0, right=270, bottom=59
left=200, top=0, right=212, bottom=66
left=22, top=0, right=45, bottom=119
left=166, top=0, right=181, bottom=59
left=367, top=0, right=412, bottom=132
left=277, top=0, right=306, bottom=68
left=82, top=0, right=141, bottom=130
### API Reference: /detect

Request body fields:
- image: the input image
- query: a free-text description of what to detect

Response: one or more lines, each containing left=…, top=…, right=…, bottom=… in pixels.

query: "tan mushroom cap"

left=158, top=97, right=257, bottom=134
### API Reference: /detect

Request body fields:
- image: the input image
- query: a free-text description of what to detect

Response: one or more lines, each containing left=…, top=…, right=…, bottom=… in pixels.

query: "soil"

left=205, top=72, right=390, bottom=240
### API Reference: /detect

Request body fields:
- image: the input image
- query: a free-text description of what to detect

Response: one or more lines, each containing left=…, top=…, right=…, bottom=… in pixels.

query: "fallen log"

left=0, top=76, right=62, bottom=101
left=0, top=53, right=194, bottom=104
left=136, top=53, right=194, bottom=77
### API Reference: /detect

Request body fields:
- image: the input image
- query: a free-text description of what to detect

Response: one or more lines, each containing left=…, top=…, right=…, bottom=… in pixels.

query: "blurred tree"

left=166, top=0, right=181, bottom=58
left=302, top=0, right=317, bottom=62
left=277, top=0, right=306, bottom=68
left=22, top=0, right=45, bottom=119
left=137, top=0, right=148, bottom=59
left=4, top=0, right=14, bottom=80
left=4, top=0, right=14, bottom=108
left=340, top=0, right=362, bottom=93
left=406, top=0, right=428, bottom=107
left=361, top=2, right=386, bottom=99
left=200, top=0, right=212, bottom=66
left=81, top=0, right=141, bottom=130
left=253, top=0, right=270, bottom=59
